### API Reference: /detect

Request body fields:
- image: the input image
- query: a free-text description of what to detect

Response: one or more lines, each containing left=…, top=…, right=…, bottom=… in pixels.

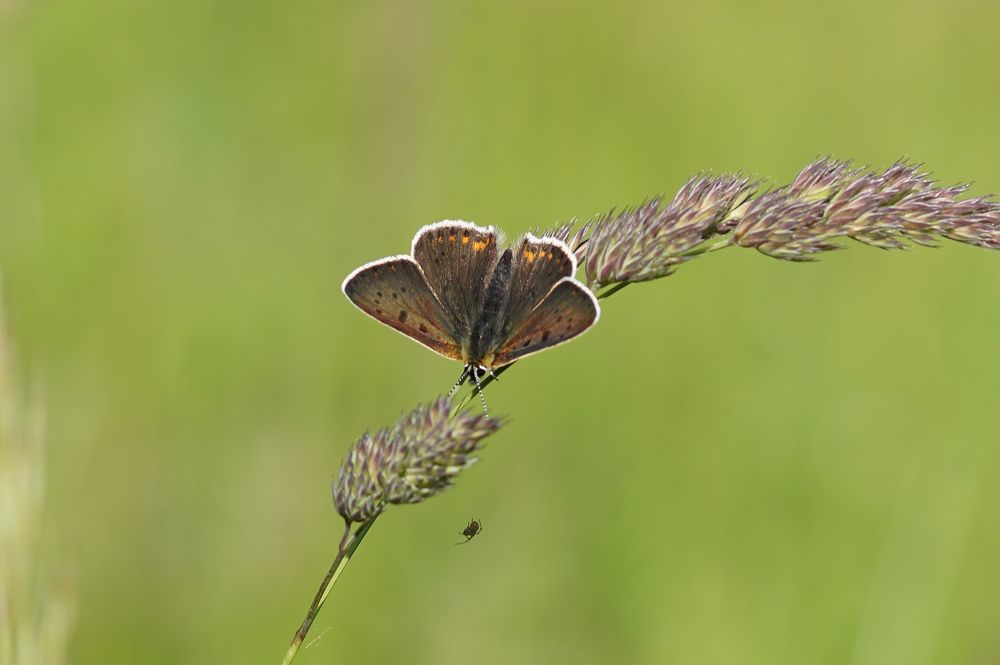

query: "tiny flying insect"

left=455, top=518, right=483, bottom=545
left=342, top=221, right=600, bottom=408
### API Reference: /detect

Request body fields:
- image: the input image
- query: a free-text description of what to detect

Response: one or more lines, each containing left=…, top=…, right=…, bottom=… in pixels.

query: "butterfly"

left=341, top=220, right=600, bottom=393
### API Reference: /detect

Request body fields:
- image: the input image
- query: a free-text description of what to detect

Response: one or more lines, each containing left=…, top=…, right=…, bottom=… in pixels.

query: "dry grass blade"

left=0, top=292, right=73, bottom=665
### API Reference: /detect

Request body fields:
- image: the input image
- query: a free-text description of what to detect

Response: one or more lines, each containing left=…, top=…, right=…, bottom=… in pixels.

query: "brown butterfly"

left=342, top=220, right=600, bottom=392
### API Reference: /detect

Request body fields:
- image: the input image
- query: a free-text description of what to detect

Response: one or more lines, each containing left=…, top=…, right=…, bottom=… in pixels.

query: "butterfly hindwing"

left=491, top=276, right=600, bottom=367
left=495, top=233, right=578, bottom=341
left=412, top=221, right=499, bottom=347
left=341, top=256, right=463, bottom=361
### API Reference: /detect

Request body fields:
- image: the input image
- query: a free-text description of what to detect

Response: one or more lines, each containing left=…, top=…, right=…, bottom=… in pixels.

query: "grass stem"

left=280, top=516, right=378, bottom=665
left=596, top=282, right=630, bottom=299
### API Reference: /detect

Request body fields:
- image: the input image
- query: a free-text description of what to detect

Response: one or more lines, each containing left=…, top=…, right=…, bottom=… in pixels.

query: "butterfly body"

left=342, top=221, right=599, bottom=380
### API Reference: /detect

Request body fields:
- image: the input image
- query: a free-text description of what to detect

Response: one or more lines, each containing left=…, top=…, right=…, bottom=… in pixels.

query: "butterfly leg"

left=448, top=364, right=472, bottom=397
left=470, top=365, right=490, bottom=419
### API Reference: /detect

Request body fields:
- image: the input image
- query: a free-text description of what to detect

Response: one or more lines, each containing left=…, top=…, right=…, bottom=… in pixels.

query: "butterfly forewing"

left=496, top=234, right=577, bottom=340
left=491, top=276, right=599, bottom=367
left=342, top=256, right=463, bottom=361
left=412, top=221, right=499, bottom=347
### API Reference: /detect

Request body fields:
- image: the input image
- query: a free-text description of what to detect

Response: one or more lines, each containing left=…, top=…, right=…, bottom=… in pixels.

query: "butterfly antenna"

left=448, top=365, right=472, bottom=397
left=469, top=368, right=490, bottom=419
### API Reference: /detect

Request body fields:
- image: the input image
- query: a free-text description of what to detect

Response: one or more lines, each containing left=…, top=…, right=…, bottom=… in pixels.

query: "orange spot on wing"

left=523, top=250, right=537, bottom=262
left=472, top=240, right=488, bottom=251
left=449, top=234, right=456, bottom=242
left=461, top=235, right=470, bottom=244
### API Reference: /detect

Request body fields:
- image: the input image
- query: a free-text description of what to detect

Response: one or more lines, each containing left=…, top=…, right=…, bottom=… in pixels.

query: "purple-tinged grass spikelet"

left=331, top=431, right=387, bottom=523
left=537, top=219, right=595, bottom=260
left=547, top=174, right=758, bottom=288
left=542, top=157, right=1000, bottom=287
left=332, top=397, right=503, bottom=524
left=733, top=158, right=1000, bottom=260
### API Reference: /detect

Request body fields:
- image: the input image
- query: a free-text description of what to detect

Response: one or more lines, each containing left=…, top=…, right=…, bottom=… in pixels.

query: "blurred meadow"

left=2, top=1, right=999, bottom=663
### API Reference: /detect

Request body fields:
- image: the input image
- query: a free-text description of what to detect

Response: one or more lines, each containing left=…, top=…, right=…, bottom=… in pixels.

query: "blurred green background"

left=2, top=1, right=999, bottom=663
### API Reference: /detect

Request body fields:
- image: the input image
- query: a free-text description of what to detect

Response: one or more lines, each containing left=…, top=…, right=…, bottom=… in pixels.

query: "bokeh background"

left=2, top=1, right=999, bottom=663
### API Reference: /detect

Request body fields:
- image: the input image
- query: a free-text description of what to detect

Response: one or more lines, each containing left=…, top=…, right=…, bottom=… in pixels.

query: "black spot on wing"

left=342, top=257, right=463, bottom=361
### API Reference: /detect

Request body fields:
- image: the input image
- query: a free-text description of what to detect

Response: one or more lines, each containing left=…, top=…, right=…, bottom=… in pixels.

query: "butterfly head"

left=470, top=363, right=496, bottom=384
